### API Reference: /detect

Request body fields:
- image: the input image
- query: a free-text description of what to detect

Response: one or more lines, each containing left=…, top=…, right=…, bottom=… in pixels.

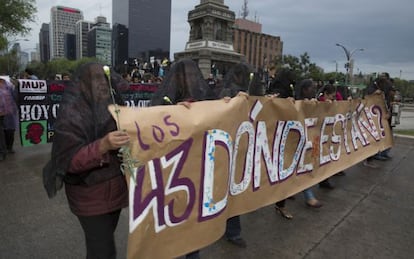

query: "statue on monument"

left=201, top=0, right=224, bottom=4
left=175, top=0, right=245, bottom=78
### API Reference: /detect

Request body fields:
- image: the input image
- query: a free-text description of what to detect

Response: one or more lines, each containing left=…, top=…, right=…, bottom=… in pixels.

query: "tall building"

left=64, top=34, right=76, bottom=60
left=112, top=0, right=171, bottom=64
left=30, top=44, right=41, bottom=62
left=39, top=23, right=50, bottom=63
left=233, top=18, right=283, bottom=71
left=88, top=16, right=112, bottom=65
left=50, top=6, right=83, bottom=59
left=75, top=20, right=93, bottom=59
left=112, top=23, right=128, bottom=72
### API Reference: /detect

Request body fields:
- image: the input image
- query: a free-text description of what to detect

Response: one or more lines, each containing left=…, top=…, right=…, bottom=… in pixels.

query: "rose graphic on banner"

left=20, top=121, right=47, bottom=146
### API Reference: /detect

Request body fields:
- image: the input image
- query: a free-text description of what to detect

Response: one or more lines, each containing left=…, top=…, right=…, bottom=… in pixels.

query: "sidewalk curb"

left=394, top=134, right=414, bottom=140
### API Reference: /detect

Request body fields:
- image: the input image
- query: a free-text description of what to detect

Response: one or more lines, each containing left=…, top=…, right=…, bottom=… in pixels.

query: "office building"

left=112, top=0, right=171, bottom=64
left=75, top=20, right=93, bottom=59
left=64, top=34, right=76, bottom=60
left=39, top=23, right=50, bottom=63
left=112, top=23, right=128, bottom=72
left=88, top=16, right=112, bottom=65
left=50, top=6, right=83, bottom=59
left=233, top=18, right=283, bottom=71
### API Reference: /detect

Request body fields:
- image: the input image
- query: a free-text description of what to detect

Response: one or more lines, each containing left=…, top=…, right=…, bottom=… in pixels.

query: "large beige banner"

left=110, top=94, right=392, bottom=258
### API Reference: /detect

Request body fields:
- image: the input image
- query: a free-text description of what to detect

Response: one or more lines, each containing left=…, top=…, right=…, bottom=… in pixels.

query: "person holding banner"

left=216, top=62, right=256, bottom=247
left=43, top=63, right=130, bottom=259
left=265, top=70, right=296, bottom=219
left=317, top=84, right=341, bottom=190
left=294, top=79, right=323, bottom=208
left=151, top=59, right=247, bottom=258
left=363, top=75, right=394, bottom=168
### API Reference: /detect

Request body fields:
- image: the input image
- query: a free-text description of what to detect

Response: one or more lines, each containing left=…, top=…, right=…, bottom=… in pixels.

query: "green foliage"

left=26, top=57, right=101, bottom=79
left=308, top=63, right=324, bottom=81
left=0, top=0, right=37, bottom=49
left=0, top=48, right=19, bottom=75
left=279, top=52, right=323, bottom=81
left=324, top=71, right=346, bottom=83
left=394, top=129, right=414, bottom=136
left=393, top=78, right=414, bottom=98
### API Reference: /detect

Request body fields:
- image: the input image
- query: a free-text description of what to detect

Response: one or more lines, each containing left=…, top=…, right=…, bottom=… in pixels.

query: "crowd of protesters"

left=1, top=56, right=398, bottom=258
left=120, top=57, right=171, bottom=84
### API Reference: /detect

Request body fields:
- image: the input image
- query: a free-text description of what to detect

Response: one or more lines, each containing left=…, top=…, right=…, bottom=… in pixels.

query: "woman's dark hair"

left=295, top=79, right=314, bottom=100
left=267, top=68, right=296, bottom=98
left=322, top=84, right=336, bottom=95
left=219, top=62, right=252, bottom=98
left=151, top=58, right=216, bottom=105
left=25, top=68, right=34, bottom=75
left=248, top=72, right=265, bottom=96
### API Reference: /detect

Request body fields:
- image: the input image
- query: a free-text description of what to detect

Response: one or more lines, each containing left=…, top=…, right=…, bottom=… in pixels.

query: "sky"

left=21, top=0, right=414, bottom=80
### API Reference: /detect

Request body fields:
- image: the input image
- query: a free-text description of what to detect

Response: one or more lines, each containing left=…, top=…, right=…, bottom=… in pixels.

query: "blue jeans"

left=303, top=187, right=315, bottom=201
left=380, top=148, right=391, bottom=156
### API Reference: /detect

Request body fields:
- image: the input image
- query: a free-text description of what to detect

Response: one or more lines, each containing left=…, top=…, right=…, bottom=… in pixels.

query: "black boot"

left=319, top=179, right=334, bottom=189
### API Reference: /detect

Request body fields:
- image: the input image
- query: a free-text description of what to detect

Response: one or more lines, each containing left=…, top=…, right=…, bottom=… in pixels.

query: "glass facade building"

left=39, top=23, right=50, bottom=63
left=88, top=17, right=112, bottom=65
left=112, top=0, right=171, bottom=63
left=75, top=20, right=92, bottom=60
left=50, top=6, right=83, bottom=59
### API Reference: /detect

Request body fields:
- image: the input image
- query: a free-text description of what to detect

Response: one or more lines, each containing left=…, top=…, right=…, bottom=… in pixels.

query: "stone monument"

left=174, top=0, right=245, bottom=78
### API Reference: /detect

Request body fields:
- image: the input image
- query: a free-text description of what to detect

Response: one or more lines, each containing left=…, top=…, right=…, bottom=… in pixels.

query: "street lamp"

left=332, top=60, right=338, bottom=82
left=335, top=43, right=364, bottom=85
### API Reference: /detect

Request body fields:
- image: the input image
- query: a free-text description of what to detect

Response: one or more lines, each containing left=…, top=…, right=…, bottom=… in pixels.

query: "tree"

left=26, top=57, right=100, bottom=79
left=281, top=52, right=321, bottom=81
left=0, top=0, right=37, bottom=49
left=394, top=78, right=414, bottom=99
left=0, top=48, right=20, bottom=75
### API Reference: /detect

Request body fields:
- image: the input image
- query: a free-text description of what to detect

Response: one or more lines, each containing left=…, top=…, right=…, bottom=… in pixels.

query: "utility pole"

left=335, top=43, right=364, bottom=85
left=241, top=0, right=249, bottom=19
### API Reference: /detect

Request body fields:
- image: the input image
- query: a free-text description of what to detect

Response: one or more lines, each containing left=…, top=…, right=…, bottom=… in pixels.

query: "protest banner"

left=17, top=79, right=158, bottom=147
left=109, top=94, right=393, bottom=258
left=18, top=79, right=61, bottom=146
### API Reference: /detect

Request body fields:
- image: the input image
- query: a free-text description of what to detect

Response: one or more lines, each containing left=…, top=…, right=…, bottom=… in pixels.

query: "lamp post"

left=335, top=43, right=364, bottom=85
left=332, top=60, right=338, bottom=82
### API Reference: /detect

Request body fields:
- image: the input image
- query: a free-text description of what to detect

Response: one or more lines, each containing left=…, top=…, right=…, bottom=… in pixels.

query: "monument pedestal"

left=174, top=0, right=245, bottom=78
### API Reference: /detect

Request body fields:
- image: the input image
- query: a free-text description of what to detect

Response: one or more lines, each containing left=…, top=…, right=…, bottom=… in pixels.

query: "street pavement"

left=1, top=133, right=414, bottom=258
left=394, top=104, right=414, bottom=131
